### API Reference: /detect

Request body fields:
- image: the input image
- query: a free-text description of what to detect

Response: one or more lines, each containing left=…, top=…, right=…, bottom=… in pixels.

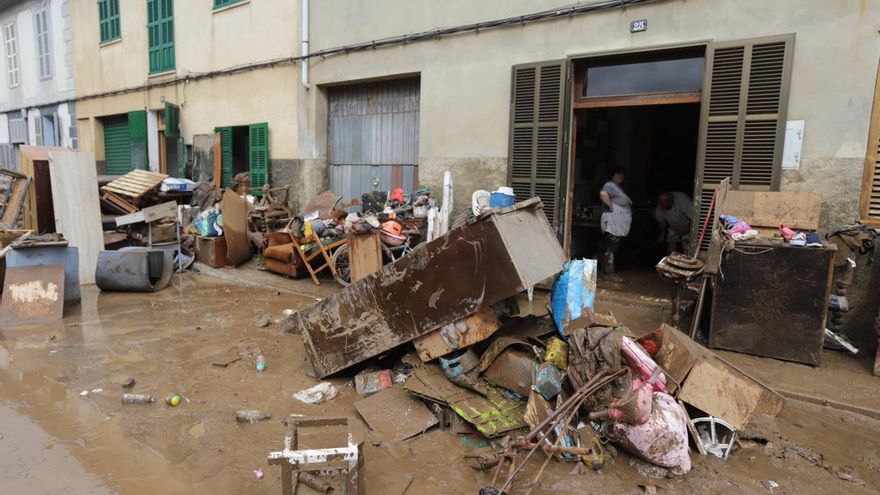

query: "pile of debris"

left=279, top=199, right=784, bottom=492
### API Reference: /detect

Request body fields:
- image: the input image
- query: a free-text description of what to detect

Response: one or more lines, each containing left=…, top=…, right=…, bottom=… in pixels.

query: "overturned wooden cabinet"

left=289, top=199, right=566, bottom=378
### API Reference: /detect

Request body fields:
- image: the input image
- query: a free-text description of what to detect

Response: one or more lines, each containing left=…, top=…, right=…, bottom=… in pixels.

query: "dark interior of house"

left=570, top=103, right=700, bottom=271
left=232, top=125, right=250, bottom=177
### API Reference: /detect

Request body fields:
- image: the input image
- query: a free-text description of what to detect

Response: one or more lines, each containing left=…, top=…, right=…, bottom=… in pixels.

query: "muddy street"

left=0, top=273, right=876, bottom=494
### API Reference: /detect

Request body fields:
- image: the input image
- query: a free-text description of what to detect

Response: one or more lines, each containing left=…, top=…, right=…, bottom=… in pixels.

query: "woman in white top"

left=598, top=168, right=632, bottom=279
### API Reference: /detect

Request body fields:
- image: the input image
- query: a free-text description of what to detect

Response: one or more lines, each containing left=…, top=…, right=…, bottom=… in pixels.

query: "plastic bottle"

left=235, top=410, right=271, bottom=423
left=166, top=394, right=182, bottom=406
left=255, top=353, right=266, bottom=372
left=121, top=394, right=156, bottom=404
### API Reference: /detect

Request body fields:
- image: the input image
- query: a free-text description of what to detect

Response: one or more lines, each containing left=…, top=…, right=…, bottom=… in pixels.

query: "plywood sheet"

left=220, top=189, right=252, bottom=266
left=48, top=151, right=104, bottom=285
left=348, top=232, right=382, bottom=282
left=354, top=385, right=438, bottom=442
left=720, top=191, right=821, bottom=230
left=412, top=307, right=501, bottom=362
left=0, top=264, right=65, bottom=325
left=678, top=359, right=765, bottom=430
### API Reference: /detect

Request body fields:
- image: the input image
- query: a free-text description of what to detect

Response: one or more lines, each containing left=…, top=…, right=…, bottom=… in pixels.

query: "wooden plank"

left=48, top=151, right=104, bottom=285
left=221, top=189, right=252, bottom=266
left=142, top=201, right=177, bottom=223
left=573, top=91, right=702, bottom=109
left=412, top=307, right=502, bottom=362
left=348, top=232, right=382, bottom=282
left=0, top=169, right=29, bottom=228
left=720, top=190, right=821, bottom=230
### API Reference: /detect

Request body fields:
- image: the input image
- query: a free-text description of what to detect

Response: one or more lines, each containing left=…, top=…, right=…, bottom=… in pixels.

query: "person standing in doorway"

left=599, top=168, right=632, bottom=281
left=655, top=191, right=693, bottom=254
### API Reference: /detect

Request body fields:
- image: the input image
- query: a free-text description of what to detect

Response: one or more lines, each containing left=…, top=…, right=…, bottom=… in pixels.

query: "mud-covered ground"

left=1, top=273, right=879, bottom=494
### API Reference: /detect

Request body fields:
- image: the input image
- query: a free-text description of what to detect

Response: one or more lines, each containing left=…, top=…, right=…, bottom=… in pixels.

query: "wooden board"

left=220, top=189, right=252, bottom=266
left=354, top=385, right=438, bottom=442
left=348, top=232, right=382, bottom=282
left=678, top=359, right=765, bottom=431
left=19, top=145, right=67, bottom=231
left=0, top=264, right=65, bottom=325
left=48, top=151, right=104, bottom=285
left=412, top=306, right=501, bottom=362
left=720, top=190, right=821, bottom=230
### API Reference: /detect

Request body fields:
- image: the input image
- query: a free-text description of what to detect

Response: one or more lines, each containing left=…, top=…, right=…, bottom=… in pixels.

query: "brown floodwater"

left=1, top=273, right=879, bottom=494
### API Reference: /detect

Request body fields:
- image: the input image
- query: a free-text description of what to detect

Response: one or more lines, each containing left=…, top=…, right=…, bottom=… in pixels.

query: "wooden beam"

left=573, top=91, right=701, bottom=109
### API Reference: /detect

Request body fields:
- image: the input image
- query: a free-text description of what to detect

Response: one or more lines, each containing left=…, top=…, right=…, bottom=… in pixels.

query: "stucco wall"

left=72, top=0, right=303, bottom=162
left=302, top=0, right=880, bottom=227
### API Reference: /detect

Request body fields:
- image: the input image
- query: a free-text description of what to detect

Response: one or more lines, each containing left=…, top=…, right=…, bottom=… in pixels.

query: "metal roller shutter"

left=103, top=115, right=130, bottom=175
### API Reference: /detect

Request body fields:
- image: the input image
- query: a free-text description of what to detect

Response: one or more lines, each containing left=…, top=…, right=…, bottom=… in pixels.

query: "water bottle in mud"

left=121, top=394, right=156, bottom=404
left=256, top=353, right=266, bottom=372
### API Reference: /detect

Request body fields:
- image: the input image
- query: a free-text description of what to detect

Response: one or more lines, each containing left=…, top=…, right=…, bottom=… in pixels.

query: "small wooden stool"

left=268, top=417, right=363, bottom=494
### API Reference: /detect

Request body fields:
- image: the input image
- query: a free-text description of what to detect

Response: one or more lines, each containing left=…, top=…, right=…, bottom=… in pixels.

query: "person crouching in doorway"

left=599, top=168, right=631, bottom=281
left=655, top=191, right=693, bottom=255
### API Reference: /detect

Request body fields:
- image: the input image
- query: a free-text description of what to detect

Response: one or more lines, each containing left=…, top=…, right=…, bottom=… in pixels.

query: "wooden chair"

left=290, top=231, right=346, bottom=285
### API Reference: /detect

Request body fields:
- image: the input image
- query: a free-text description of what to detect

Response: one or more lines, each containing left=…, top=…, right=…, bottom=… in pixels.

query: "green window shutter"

left=128, top=110, right=148, bottom=170
left=163, top=101, right=179, bottom=138
left=99, top=0, right=120, bottom=43
left=147, top=0, right=174, bottom=74
left=103, top=115, right=131, bottom=175
left=215, top=126, right=233, bottom=188
left=249, top=123, right=269, bottom=196
left=214, top=0, right=246, bottom=9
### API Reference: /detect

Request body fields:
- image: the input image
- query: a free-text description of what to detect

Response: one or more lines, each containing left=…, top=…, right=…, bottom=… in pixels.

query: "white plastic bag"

left=292, top=382, right=338, bottom=404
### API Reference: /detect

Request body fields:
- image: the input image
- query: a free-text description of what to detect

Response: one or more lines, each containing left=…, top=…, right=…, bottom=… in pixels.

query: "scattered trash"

left=255, top=353, right=266, bottom=372
left=354, top=369, right=393, bottom=396
left=692, top=416, right=736, bottom=460
left=80, top=390, right=89, bottom=397
left=166, top=394, right=182, bottom=407
left=292, top=382, right=338, bottom=404
left=236, top=410, right=272, bottom=423
left=121, top=378, right=136, bottom=389
left=254, top=314, right=270, bottom=328
left=298, top=473, right=333, bottom=493
left=761, top=480, right=780, bottom=492
left=354, top=386, right=438, bottom=441
left=532, top=362, right=562, bottom=401
left=253, top=468, right=264, bottom=479
left=544, top=336, right=569, bottom=369
left=121, top=394, right=156, bottom=404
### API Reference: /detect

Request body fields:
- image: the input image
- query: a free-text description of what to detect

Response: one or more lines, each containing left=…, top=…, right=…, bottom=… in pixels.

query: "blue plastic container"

left=489, top=191, right=515, bottom=208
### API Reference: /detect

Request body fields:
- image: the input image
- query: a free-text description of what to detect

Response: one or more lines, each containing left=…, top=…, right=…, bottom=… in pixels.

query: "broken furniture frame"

left=115, top=201, right=182, bottom=274
left=0, top=168, right=30, bottom=229
left=267, top=417, right=363, bottom=495
left=289, top=231, right=346, bottom=286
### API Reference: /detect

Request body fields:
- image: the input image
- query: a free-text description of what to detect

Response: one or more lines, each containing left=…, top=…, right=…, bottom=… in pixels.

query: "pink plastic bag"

left=612, top=392, right=691, bottom=475
left=621, top=337, right=668, bottom=393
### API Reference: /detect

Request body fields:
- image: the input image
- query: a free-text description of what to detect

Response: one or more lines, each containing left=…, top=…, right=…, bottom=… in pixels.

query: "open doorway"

left=568, top=47, right=705, bottom=296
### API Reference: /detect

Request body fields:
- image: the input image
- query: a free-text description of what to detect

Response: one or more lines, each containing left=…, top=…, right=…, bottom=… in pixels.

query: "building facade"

left=0, top=0, right=76, bottom=169
left=71, top=0, right=321, bottom=199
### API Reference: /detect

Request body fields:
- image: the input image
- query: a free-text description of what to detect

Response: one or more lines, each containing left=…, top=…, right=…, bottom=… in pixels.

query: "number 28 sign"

left=630, top=19, right=648, bottom=33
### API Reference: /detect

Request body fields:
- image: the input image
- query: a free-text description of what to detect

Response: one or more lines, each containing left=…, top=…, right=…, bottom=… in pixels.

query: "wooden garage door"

left=328, top=78, right=419, bottom=202
left=693, top=34, right=794, bottom=248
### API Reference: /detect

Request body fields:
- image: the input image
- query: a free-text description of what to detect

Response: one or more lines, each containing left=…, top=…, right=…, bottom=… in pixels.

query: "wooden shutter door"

left=249, top=122, right=269, bottom=196
left=214, top=126, right=233, bottom=188
left=128, top=110, right=148, bottom=171
left=860, top=61, right=880, bottom=225
left=103, top=115, right=130, bottom=175
left=508, top=60, right=567, bottom=231
left=693, top=35, right=794, bottom=247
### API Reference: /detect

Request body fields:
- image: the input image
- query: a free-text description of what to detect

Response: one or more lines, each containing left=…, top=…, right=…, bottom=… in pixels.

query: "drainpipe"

left=301, top=0, right=309, bottom=89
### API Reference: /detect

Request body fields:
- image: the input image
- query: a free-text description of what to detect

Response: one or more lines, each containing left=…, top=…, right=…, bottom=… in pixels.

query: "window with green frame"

left=214, top=0, right=247, bottom=9
left=147, top=0, right=175, bottom=74
left=98, top=0, right=120, bottom=43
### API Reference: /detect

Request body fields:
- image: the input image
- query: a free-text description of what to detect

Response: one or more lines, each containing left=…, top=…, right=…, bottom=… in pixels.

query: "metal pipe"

left=301, top=0, right=310, bottom=89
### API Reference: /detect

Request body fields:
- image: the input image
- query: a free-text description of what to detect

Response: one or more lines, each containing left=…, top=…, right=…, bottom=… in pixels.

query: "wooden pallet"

left=100, top=191, right=138, bottom=214
left=100, top=170, right=168, bottom=201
